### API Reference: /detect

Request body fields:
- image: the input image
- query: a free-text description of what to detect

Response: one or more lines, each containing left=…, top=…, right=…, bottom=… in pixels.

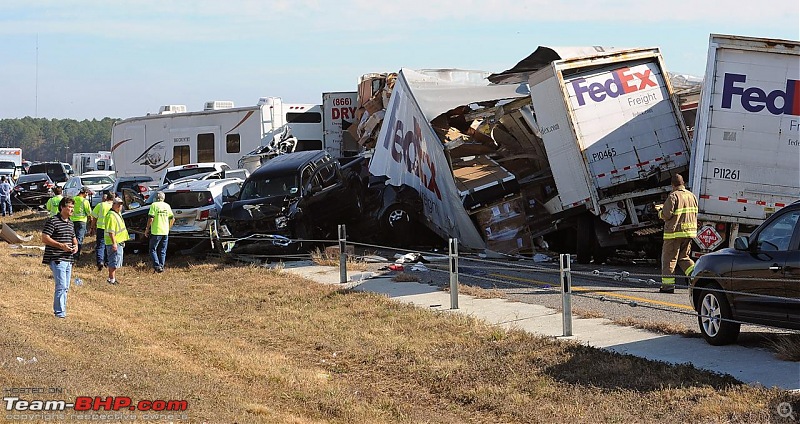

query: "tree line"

left=0, top=117, right=117, bottom=162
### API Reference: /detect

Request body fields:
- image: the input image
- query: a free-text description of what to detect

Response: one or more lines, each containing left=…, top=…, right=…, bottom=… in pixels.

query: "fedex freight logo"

left=721, top=73, right=800, bottom=116
left=571, top=66, right=658, bottom=106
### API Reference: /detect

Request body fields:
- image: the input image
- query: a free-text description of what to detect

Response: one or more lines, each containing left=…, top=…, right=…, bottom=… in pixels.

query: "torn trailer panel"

left=368, top=68, right=532, bottom=251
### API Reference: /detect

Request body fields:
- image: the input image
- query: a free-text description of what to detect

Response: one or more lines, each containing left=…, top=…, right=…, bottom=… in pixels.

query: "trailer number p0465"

left=713, top=167, right=740, bottom=180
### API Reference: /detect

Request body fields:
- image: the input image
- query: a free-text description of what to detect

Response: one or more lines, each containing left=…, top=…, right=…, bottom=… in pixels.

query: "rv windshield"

left=240, top=175, right=299, bottom=201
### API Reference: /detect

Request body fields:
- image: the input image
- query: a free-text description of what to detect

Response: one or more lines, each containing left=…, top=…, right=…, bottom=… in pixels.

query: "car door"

left=729, top=209, right=800, bottom=323
left=302, top=161, right=352, bottom=233
left=780, top=209, right=800, bottom=324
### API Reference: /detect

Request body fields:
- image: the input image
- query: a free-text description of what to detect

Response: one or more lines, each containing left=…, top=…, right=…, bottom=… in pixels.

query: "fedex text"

left=572, top=66, right=658, bottom=106
left=382, top=116, right=442, bottom=201
left=721, top=73, right=800, bottom=116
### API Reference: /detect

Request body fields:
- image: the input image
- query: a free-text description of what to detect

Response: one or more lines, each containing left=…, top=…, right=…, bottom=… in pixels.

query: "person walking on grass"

left=91, top=191, right=114, bottom=271
left=46, top=186, right=63, bottom=216
left=41, top=197, right=78, bottom=318
left=104, top=197, right=129, bottom=285
left=145, top=191, right=174, bottom=273
left=657, top=174, right=698, bottom=293
left=71, top=187, right=93, bottom=261
left=0, top=175, right=12, bottom=217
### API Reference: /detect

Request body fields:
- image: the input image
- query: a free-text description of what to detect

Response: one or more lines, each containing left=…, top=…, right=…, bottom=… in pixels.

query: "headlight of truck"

left=275, top=216, right=288, bottom=229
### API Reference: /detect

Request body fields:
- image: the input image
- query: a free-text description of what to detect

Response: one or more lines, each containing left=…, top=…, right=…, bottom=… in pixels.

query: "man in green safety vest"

left=70, top=186, right=94, bottom=261
left=657, top=174, right=698, bottom=293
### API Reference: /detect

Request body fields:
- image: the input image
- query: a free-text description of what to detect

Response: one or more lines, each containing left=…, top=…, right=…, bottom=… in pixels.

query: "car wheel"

left=383, top=205, right=413, bottom=246
left=697, top=284, right=740, bottom=345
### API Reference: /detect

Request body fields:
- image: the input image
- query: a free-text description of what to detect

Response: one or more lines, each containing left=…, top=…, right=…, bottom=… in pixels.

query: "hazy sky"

left=1, top=0, right=798, bottom=120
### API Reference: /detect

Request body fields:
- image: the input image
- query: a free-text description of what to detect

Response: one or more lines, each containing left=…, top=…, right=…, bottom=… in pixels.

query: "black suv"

left=27, top=162, right=72, bottom=186
left=217, top=151, right=366, bottom=253
left=690, top=201, right=800, bottom=345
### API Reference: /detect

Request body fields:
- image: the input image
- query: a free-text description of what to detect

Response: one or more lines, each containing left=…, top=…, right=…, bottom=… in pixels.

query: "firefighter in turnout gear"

left=657, top=174, right=698, bottom=293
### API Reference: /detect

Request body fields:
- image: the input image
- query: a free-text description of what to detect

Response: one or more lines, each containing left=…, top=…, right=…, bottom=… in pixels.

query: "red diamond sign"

left=695, top=225, right=723, bottom=250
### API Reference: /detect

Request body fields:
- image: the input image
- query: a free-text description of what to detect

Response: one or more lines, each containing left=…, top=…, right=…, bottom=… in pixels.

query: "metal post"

left=560, top=253, right=573, bottom=337
left=449, top=238, right=459, bottom=309
left=338, top=224, right=347, bottom=284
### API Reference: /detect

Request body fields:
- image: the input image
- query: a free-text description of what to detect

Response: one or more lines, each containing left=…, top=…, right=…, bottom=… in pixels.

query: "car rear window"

left=82, top=176, right=115, bottom=185
left=165, top=191, right=213, bottom=209
left=165, top=167, right=217, bottom=182
left=0, top=161, right=15, bottom=170
left=17, top=174, right=50, bottom=184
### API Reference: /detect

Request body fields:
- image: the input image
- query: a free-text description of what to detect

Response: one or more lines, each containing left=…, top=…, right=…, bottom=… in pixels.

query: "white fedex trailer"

left=689, top=34, right=800, bottom=255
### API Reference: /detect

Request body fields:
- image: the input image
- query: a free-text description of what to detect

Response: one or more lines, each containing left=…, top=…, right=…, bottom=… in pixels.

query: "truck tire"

left=383, top=205, right=413, bottom=247
left=697, top=284, right=740, bottom=345
left=576, top=214, right=593, bottom=264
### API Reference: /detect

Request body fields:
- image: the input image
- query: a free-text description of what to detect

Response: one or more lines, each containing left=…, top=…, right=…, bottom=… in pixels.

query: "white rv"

left=111, top=96, right=356, bottom=181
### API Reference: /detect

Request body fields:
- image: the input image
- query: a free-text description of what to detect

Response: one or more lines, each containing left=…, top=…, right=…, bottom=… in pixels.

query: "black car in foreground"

left=690, top=201, right=800, bottom=345
left=12, top=173, right=55, bottom=209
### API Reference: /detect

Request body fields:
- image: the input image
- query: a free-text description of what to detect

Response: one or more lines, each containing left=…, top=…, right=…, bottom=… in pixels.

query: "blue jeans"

left=49, top=260, right=72, bottom=318
left=73, top=221, right=87, bottom=258
left=149, top=234, right=169, bottom=270
left=0, top=196, right=11, bottom=216
left=95, top=229, right=106, bottom=266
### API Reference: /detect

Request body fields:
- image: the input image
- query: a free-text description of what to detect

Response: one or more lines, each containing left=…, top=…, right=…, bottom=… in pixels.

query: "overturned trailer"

left=368, top=47, right=691, bottom=260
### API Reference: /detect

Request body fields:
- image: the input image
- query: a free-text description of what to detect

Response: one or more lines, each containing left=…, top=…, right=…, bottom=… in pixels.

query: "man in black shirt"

left=41, top=197, right=78, bottom=318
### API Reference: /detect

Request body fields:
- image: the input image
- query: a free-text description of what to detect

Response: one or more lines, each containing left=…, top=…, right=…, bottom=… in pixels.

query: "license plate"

left=30, top=184, right=37, bottom=189
left=175, top=218, right=189, bottom=226
left=130, top=233, right=136, bottom=240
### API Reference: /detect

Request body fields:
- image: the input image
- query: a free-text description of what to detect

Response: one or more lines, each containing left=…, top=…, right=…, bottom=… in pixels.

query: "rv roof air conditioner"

left=158, top=105, right=188, bottom=115
left=204, top=100, right=235, bottom=111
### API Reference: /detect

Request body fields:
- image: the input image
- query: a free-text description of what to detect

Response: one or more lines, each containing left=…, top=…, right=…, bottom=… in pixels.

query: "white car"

left=159, top=162, right=230, bottom=187
left=63, top=171, right=116, bottom=206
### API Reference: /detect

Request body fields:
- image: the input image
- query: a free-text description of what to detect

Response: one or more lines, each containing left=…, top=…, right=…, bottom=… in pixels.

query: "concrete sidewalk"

left=280, top=262, right=800, bottom=391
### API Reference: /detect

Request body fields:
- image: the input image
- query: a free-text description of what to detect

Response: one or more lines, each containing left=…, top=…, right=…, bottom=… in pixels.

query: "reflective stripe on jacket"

left=659, top=186, right=698, bottom=239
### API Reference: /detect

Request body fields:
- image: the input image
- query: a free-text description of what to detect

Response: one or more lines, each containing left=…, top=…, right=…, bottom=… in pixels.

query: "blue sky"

left=1, top=0, right=798, bottom=120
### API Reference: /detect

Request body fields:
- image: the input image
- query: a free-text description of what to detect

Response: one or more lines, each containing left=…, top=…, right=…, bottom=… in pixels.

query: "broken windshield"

left=240, top=175, right=299, bottom=201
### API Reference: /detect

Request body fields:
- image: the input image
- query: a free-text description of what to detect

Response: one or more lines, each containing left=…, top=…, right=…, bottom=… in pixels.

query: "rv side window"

left=197, top=133, right=215, bottom=162
left=226, top=134, right=240, bottom=154
left=286, top=112, right=322, bottom=124
left=174, top=146, right=190, bottom=166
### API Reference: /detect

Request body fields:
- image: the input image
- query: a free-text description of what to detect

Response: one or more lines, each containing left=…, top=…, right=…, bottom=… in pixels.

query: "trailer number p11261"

left=713, top=167, right=740, bottom=180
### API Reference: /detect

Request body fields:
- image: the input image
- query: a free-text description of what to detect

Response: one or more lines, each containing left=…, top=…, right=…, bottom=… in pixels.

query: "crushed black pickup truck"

left=216, top=150, right=369, bottom=253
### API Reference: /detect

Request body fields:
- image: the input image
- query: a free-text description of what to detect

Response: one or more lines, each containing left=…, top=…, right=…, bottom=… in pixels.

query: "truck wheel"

left=576, top=215, right=593, bottom=264
left=697, top=284, right=740, bottom=345
left=383, top=205, right=413, bottom=246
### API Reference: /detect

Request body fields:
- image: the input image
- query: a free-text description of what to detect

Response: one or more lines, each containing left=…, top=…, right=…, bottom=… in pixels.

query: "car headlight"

left=275, top=216, right=288, bottom=229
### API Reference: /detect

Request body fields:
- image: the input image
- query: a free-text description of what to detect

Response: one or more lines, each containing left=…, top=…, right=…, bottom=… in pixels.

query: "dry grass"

left=390, top=272, right=420, bottom=282
left=311, top=247, right=368, bottom=272
left=610, top=316, right=694, bottom=335
left=766, top=334, right=800, bottom=362
left=0, top=211, right=797, bottom=423
left=442, top=283, right=507, bottom=300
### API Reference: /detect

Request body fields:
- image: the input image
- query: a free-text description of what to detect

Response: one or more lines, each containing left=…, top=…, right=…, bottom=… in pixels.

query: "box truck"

left=111, top=95, right=358, bottom=181
left=72, top=151, right=113, bottom=175
left=525, top=47, right=691, bottom=262
left=0, top=148, right=22, bottom=180
left=368, top=47, right=690, bottom=260
left=688, top=34, right=800, bottom=255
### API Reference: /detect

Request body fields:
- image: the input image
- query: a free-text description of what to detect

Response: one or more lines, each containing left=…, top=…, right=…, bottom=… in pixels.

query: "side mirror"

left=733, top=236, right=749, bottom=251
